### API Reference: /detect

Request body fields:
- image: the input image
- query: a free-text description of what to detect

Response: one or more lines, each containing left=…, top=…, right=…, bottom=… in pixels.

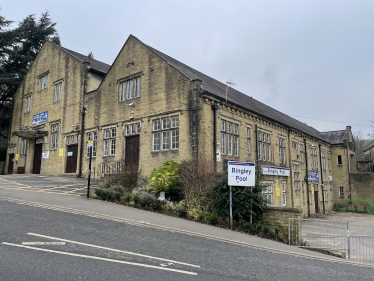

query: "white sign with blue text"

left=228, top=161, right=255, bottom=186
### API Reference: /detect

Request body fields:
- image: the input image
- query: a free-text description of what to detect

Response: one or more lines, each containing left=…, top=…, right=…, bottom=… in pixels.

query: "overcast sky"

left=2, top=0, right=374, bottom=136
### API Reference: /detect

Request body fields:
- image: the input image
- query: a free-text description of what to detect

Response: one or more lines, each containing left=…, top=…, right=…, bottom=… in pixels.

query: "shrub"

left=148, top=160, right=179, bottom=196
left=263, top=226, right=271, bottom=238
left=102, top=183, right=111, bottom=189
left=133, top=194, right=140, bottom=206
left=179, top=156, right=215, bottom=206
left=95, top=188, right=104, bottom=198
left=204, top=212, right=219, bottom=225
left=209, top=166, right=267, bottom=224
left=114, top=192, right=121, bottom=202
left=140, top=196, right=154, bottom=208
left=152, top=200, right=163, bottom=212
left=121, top=195, right=132, bottom=204
left=178, top=208, right=187, bottom=218
left=115, top=163, right=141, bottom=192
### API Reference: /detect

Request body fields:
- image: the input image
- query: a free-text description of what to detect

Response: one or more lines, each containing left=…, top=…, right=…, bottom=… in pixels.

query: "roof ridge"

left=60, top=46, right=111, bottom=67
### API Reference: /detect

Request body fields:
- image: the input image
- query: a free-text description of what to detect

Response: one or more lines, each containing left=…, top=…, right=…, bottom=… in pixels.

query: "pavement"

left=1, top=174, right=374, bottom=280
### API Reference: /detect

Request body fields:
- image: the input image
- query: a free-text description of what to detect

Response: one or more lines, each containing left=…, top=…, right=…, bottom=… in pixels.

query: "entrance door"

left=8, top=154, right=14, bottom=174
left=314, top=191, right=319, bottom=214
left=125, top=136, right=140, bottom=165
left=66, top=145, right=78, bottom=173
left=33, top=144, right=43, bottom=174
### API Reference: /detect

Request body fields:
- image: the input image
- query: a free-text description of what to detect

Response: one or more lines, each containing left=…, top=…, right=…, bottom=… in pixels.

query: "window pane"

left=221, top=121, right=225, bottom=131
left=153, top=120, right=160, bottom=131
left=111, top=128, right=116, bottom=138
left=227, top=122, right=232, bottom=133
left=162, top=131, right=169, bottom=150
left=172, top=129, right=179, bottom=149
left=171, top=116, right=179, bottom=128
left=227, top=134, right=232, bottom=155
left=58, top=83, right=62, bottom=101
left=54, top=84, right=58, bottom=102
left=126, top=125, right=130, bottom=135
left=104, top=140, right=109, bottom=156
left=127, top=80, right=133, bottom=99
left=111, top=139, right=116, bottom=155
left=233, top=124, right=238, bottom=135
left=263, top=143, right=266, bottom=160
left=104, top=129, right=109, bottom=139
left=162, top=118, right=169, bottom=129
left=247, top=139, right=250, bottom=154
left=221, top=133, right=225, bottom=153
left=153, top=132, right=160, bottom=151
left=134, top=77, right=141, bottom=98
left=131, top=125, right=135, bottom=135
left=120, top=82, right=126, bottom=101
left=136, top=123, right=141, bottom=134
left=247, top=128, right=250, bottom=138
left=267, top=144, right=270, bottom=161
left=233, top=136, right=238, bottom=156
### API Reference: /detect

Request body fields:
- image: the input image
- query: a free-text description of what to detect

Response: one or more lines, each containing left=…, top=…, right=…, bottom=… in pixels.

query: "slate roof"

left=320, top=130, right=347, bottom=145
left=145, top=43, right=326, bottom=142
left=61, top=47, right=111, bottom=75
left=364, top=139, right=374, bottom=152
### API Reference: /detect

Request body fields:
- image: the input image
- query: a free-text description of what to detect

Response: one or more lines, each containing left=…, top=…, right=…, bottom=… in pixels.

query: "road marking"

left=27, top=233, right=199, bottom=268
left=1, top=242, right=197, bottom=275
left=1, top=197, right=373, bottom=268
left=22, top=242, right=65, bottom=245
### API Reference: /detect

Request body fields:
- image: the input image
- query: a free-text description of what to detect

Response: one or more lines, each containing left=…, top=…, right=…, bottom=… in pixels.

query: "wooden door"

left=125, top=136, right=140, bottom=165
left=314, top=191, right=319, bottom=214
left=66, top=145, right=78, bottom=173
left=33, top=144, right=43, bottom=174
left=8, top=154, right=14, bottom=174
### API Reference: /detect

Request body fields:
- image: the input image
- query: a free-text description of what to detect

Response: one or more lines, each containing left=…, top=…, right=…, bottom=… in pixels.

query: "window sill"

left=152, top=150, right=179, bottom=154
left=339, top=196, right=345, bottom=198
left=102, top=155, right=115, bottom=158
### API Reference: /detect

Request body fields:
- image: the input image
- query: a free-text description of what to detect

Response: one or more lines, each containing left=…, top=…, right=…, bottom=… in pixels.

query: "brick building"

left=6, top=35, right=355, bottom=215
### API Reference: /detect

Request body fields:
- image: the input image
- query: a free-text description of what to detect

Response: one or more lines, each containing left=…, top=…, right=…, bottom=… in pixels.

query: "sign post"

left=87, top=141, right=93, bottom=199
left=227, top=161, right=256, bottom=230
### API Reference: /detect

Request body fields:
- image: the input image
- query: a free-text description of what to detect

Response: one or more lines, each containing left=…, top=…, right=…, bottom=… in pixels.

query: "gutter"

left=304, top=139, right=310, bottom=217
left=78, top=62, right=89, bottom=177
left=318, top=143, right=325, bottom=214
left=211, top=102, right=219, bottom=172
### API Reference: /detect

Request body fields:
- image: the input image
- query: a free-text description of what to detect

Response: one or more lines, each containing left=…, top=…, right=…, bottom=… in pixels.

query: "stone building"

left=6, top=35, right=355, bottom=215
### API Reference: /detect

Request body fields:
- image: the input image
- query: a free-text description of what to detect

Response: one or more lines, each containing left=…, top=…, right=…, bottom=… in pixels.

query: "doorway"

left=8, top=153, right=14, bottom=174
left=33, top=143, right=43, bottom=174
left=125, top=136, right=140, bottom=165
left=314, top=191, right=319, bottom=214
left=66, top=145, right=78, bottom=173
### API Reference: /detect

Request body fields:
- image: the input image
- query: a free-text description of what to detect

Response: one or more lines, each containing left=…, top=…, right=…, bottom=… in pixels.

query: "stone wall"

left=347, top=173, right=374, bottom=210
left=262, top=206, right=303, bottom=234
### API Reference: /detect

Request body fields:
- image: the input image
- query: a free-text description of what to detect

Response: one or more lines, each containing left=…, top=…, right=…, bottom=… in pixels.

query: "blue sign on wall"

left=309, top=171, right=319, bottom=182
left=32, top=111, right=48, bottom=125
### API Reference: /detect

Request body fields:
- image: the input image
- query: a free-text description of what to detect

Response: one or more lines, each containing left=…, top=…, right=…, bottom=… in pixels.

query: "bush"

left=140, top=196, right=154, bottom=208
left=115, top=163, right=141, bottom=192
left=148, top=160, right=179, bottom=196
left=133, top=194, right=140, bottom=206
left=179, top=157, right=215, bottom=206
left=209, top=167, right=267, bottom=224
left=152, top=200, right=163, bottom=212
left=121, top=195, right=132, bottom=204
left=263, top=226, right=271, bottom=238
left=178, top=208, right=187, bottom=218
left=114, top=192, right=121, bottom=202
left=103, top=183, right=111, bottom=189
left=204, top=212, right=219, bottom=225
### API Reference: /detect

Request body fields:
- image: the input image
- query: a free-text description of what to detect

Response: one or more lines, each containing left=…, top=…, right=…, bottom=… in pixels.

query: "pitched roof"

left=61, top=47, right=111, bottom=75
left=364, top=139, right=374, bottom=152
left=145, top=43, right=326, bottom=142
left=320, top=130, right=347, bottom=145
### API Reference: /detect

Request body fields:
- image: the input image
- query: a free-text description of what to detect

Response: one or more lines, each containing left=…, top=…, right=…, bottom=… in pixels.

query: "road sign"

left=227, top=161, right=256, bottom=229
left=228, top=161, right=255, bottom=186
left=87, top=140, right=93, bottom=147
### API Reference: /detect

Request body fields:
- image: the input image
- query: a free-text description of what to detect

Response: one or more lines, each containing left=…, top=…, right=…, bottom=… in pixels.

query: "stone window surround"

left=151, top=114, right=180, bottom=152
left=102, top=126, right=116, bottom=157
left=86, top=130, right=98, bottom=158
left=53, top=78, right=64, bottom=102
left=37, top=71, right=49, bottom=92
left=117, top=72, right=143, bottom=102
left=220, top=119, right=239, bottom=156
left=258, top=130, right=271, bottom=162
left=24, top=94, right=32, bottom=113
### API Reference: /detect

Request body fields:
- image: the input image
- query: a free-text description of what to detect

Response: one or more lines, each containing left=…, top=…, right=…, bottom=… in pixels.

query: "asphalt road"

left=1, top=197, right=374, bottom=280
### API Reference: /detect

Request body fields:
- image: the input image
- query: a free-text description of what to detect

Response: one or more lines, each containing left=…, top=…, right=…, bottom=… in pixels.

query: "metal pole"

left=347, top=221, right=350, bottom=260
left=230, top=185, right=233, bottom=230
left=250, top=186, right=253, bottom=224
left=318, top=143, right=325, bottom=214
left=87, top=146, right=92, bottom=199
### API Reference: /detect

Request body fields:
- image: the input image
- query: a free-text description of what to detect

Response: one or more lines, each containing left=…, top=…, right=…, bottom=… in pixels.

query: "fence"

left=289, top=218, right=374, bottom=263
left=349, top=236, right=374, bottom=263
left=92, top=159, right=139, bottom=183
left=288, top=219, right=349, bottom=254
